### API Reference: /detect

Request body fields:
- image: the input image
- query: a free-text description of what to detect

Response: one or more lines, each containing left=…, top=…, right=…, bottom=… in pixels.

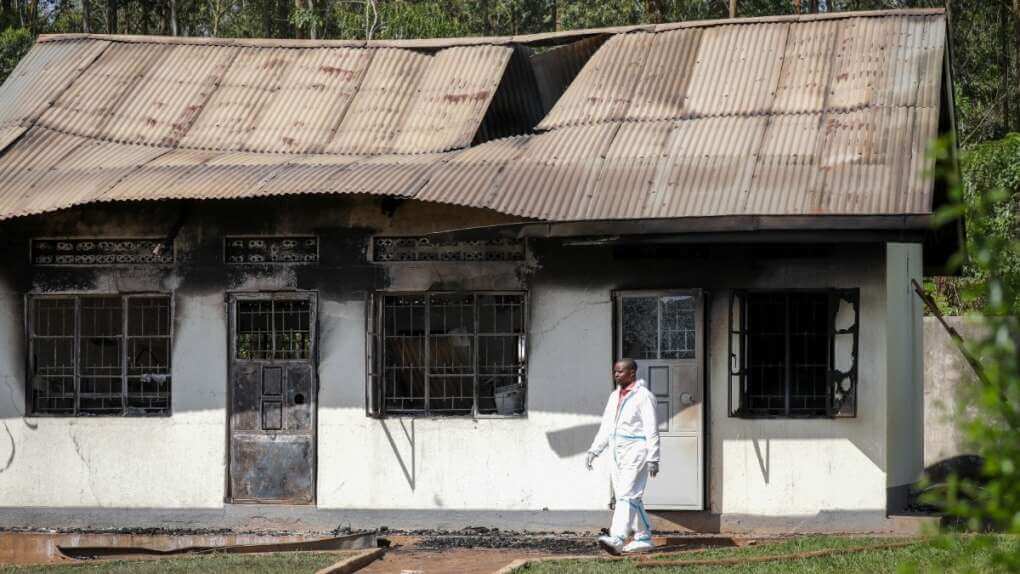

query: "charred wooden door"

left=228, top=293, right=316, bottom=504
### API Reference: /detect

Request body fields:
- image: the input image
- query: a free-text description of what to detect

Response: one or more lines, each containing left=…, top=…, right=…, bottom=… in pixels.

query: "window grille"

left=367, top=292, right=527, bottom=417
left=28, top=295, right=172, bottom=416
left=225, top=237, right=318, bottom=264
left=31, top=238, right=174, bottom=266
left=235, top=299, right=311, bottom=360
left=728, top=289, right=858, bottom=418
left=372, top=237, right=525, bottom=262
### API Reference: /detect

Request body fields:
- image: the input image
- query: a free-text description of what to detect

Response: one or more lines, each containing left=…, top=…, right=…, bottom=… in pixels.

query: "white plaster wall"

left=0, top=278, right=228, bottom=508
left=707, top=250, right=889, bottom=516
left=317, top=286, right=615, bottom=510
left=317, top=248, right=892, bottom=515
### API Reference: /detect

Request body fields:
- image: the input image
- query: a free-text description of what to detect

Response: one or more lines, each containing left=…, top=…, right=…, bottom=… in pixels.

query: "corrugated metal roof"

left=535, top=32, right=654, bottom=129
left=530, top=36, right=607, bottom=112
left=0, top=38, right=108, bottom=132
left=17, top=38, right=514, bottom=156
left=390, top=45, right=512, bottom=153
left=0, top=9, right=948, bottom=226
left=538, top=12, right=945, bottom=127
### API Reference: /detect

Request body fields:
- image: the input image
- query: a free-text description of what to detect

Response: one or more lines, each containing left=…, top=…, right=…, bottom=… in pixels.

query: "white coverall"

left=588, top=380, right=660, bottom=541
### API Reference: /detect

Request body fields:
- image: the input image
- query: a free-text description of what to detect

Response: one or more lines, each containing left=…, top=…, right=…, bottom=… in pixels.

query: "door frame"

left=612, top=288, right=707, bottom=511
left=225, top=290, right=319, bottom=504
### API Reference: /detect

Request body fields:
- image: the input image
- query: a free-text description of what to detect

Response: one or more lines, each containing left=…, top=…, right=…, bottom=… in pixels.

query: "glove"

left=585, top=451, right=596, bottom=471
left=648, top=461, right=659, bottom=478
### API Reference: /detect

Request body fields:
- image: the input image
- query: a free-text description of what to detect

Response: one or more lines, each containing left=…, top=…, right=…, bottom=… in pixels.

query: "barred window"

left=728, top=290, right=858, bottom=418
left=29, top=295, right=172, bottom=416
left=367, top=292, right=527, bottom=417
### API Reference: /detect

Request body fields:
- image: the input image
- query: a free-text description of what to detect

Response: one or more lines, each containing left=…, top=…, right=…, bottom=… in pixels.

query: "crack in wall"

left=68, top=427, right=101, bottom=506
left=532, top=292, right=610, bottom=338
left=0, top=423, right=14, bottom=473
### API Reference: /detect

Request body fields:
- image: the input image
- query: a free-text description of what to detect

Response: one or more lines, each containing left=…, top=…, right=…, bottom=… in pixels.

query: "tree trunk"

left=306, top=0, right=316, bottom=39
left=1000, top=1, right=1012, bottom=134
left=729, top=0, right=736, bottom=18
left=81, top=0, right=89, bottom=32
left=107, top=0, right=117, bottom=33
left=26, top=0, right=37, bottom=32
left=141, top=0, right=151, bottom=34
left=1014, top=0, right=1020, bottom=133
left=169, top=0, right=177, bottom=35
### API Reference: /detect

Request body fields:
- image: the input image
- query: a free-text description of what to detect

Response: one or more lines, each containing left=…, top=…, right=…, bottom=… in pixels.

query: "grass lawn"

left=522, top=535, right=1020, bottom=573
left=1, top=550, right=354, bottom=573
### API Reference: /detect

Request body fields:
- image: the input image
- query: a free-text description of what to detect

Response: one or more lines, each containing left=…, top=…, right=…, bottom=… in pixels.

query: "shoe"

left=622, top=538, right=655, bottom=553
left=597, top=535, right=624, bottom=556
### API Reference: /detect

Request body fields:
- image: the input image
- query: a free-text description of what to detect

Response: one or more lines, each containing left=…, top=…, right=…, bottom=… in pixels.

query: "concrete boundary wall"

left=923, top=316, right=982, bottom=468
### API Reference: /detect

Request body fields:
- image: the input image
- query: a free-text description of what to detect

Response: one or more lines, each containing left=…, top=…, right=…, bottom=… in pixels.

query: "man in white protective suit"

left=585, top=358, right=660, bottom=555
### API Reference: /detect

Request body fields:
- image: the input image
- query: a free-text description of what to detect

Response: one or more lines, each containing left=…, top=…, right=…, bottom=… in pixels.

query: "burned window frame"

left=26, top=293, right=174, bottom=417
left=366, top=291, right=528, bottom=418
left=230, top=293, right=316, bottom=362
left=728, top=288, right=859, bottom=419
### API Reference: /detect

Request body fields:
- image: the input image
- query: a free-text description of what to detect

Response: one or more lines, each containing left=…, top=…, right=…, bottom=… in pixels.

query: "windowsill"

left=371, top=413, right=528, bottom=420
left=729, top=413, right=855, bottom=420
left=24, top=412, right=173, bottom=419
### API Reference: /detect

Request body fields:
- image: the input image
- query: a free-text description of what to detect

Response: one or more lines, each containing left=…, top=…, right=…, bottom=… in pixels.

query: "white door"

left=616, top=290, right=704, bottom=510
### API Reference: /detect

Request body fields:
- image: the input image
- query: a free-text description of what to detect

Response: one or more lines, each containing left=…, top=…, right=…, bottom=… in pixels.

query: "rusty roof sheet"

left=0, top=9, right=948, bottom=226
left=18, top=38, right=513, bottom=156
left=539, top=12, right=945, bottom=128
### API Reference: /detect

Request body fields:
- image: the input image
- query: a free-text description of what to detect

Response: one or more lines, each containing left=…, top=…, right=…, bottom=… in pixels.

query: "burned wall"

left=0, top=197, right=908, bottom=527
left=0, top=196, right=528, bottom=508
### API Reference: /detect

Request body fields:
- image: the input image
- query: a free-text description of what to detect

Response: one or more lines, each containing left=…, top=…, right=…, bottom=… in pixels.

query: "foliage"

left=960, top=135, right=1020, bottom=297
left=0, top=26, right=31, bottom=82
left=520, top=535, right=1018, bottom=573
left=918, top=135, right=1020, bottom=571
left=924, top=134, right=1020, bottom=315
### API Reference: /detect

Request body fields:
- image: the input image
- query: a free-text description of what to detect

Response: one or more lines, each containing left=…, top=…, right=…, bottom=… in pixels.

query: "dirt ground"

left=0, top=528, right=749, bottom=573
left=361, top=547, right=550, bottom=574
left=360, top=531, right=599, bottom=573
left=359, top=531, right=748, bottom=573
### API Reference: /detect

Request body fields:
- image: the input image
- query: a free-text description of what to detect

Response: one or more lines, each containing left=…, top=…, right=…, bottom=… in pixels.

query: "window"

left=367, top=292, right=527, bottom=417
left=621, top=295, right=697, bottom=360
left=28, top=295, right=172, bottom=416
left=235, top=298, right=312, bottom=360
left=728, top=289, right=858, bottom=418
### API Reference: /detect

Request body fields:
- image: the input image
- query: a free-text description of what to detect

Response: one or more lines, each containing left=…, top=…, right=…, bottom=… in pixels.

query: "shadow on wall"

left=380, top=418, right=415, bottom=490
left=544, top=423, right=600, bottom=458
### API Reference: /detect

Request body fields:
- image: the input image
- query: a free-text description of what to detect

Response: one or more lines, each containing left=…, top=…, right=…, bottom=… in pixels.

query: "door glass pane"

left=661, top=296, right=696, bottom=359
left=237, top=300, right=273, bottom=360
left=274, top=300, right=311, bottom=360
left=622, top=297, right=658, bottom=359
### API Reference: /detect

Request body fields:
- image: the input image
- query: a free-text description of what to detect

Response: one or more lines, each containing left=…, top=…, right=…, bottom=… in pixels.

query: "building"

left=0, top=8, right=958, bottom=533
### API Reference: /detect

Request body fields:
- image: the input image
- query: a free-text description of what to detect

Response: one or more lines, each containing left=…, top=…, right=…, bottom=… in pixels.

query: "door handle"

left=680, top=392, right=695, bottom=406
